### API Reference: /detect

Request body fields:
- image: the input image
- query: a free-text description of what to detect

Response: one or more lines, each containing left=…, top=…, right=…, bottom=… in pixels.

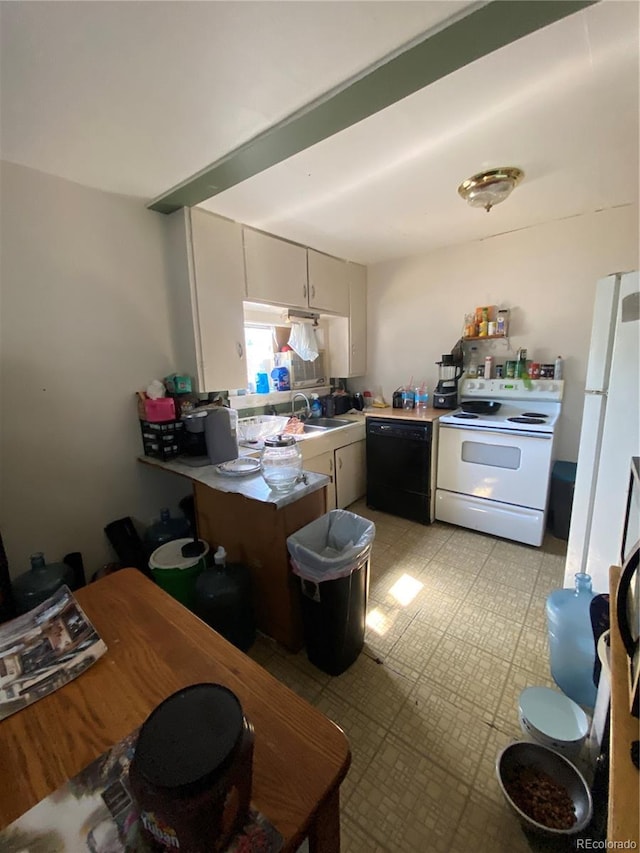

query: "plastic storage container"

left=194, top=546, right=255, bottom=651
left=139, top=418, right=184, bottom=460
left=149, top=538, right=209, bottom=610
left=12, top=552, right=76, bottom=614
left=144, top=508, right=190, bottom=554
left=518, top=686, right=589, bottom=760
left=287, top=510, right=375, bottom=675
left=549, top=461, right=577, bottom=540
left=129, top=684, right=254, bottom=853
left=546, top=573, right=597, bottom=709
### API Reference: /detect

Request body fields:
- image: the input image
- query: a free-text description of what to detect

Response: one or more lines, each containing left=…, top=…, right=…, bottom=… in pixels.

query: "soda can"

left=495, top=365, right=504, bottom=378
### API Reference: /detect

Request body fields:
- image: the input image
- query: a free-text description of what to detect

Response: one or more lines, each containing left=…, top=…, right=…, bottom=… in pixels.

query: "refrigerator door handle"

left=585, top=390, right=608, bottom=396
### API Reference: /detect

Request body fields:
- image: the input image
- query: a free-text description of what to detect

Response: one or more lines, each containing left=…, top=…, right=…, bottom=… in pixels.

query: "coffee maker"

left=433, top=353, right=463, bottom=409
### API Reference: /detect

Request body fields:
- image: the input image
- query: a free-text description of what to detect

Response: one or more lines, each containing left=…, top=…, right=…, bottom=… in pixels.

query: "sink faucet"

left=291, top=392, right=311, bottom=419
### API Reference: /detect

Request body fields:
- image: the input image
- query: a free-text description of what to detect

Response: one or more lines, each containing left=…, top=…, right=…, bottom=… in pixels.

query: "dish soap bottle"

left=546, top=572, right=597, bottom=708
left=310, top=393, right=322, bottom=418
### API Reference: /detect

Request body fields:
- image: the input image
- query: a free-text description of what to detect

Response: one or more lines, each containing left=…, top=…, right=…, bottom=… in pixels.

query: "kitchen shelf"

left=462, top=334, right=507, bottom=341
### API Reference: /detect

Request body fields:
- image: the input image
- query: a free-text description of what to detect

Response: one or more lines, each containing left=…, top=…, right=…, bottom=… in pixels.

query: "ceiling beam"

left=148, top=0, right=597, bottom=214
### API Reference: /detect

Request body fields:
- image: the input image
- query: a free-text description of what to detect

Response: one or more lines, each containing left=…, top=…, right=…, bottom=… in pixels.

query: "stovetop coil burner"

left=522, top=412, right=549, bottom=419
left=508, top=417, right=546, bottom=424
left=453, top=412, right=479, bottom=419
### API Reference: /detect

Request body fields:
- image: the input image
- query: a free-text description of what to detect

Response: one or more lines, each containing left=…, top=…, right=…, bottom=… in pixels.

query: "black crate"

left=139, top=419, right=184, bottom=460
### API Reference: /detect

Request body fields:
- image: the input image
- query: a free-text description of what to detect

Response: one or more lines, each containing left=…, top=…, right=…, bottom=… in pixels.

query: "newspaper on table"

left=0, top=584, right=107, bottom=722
left=0, top=726, right=283, bottom=852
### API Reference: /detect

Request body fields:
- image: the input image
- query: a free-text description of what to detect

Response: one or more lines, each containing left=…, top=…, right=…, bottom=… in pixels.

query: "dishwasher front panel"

left=366, top=419, right=432, bottom=524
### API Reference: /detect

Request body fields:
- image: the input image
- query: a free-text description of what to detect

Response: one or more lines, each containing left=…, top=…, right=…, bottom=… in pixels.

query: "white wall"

left=363, top=206, right=639, bottom=462
left=0, top=161, right=188, bottom=579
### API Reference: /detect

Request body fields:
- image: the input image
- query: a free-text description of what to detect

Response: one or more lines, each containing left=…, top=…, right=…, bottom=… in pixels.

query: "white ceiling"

left=1, top=1, right=638, bottom=264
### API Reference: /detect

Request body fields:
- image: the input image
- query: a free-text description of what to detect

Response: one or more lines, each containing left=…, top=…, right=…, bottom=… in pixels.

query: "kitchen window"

left=244, top=324, right=277, bottom=390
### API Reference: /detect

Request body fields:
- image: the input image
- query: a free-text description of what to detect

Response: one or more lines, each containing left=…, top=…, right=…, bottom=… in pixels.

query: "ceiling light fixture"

left=458, top=167, right=524, bottom=213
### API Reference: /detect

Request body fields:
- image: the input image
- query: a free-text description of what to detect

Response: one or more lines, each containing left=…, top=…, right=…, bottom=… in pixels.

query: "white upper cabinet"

left=166, top=208, right=247, bottom=393
left=243, top=228, right=308, bottom=308
left=307, top=249, right=350, bottom=315
left=326, top=262, right=367, bottom=378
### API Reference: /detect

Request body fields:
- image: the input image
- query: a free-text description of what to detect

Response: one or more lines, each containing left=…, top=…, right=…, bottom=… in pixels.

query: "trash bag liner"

left=287, top=510, right=375, bottom=583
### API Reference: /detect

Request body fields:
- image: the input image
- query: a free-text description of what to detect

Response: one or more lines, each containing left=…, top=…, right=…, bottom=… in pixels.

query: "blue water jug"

left=144, top=508, right=190, bottom=554
left=546, top=572, right=597, bottom=709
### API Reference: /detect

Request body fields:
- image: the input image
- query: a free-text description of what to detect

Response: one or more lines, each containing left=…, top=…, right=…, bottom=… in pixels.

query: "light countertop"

left=139, top=455, right=330, bottom=509
left=363, top=406, right=445, bottom=423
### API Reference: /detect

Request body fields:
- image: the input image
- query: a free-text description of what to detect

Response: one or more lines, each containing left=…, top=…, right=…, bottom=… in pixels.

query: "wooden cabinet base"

left=194, top=483, right=326, bottom=651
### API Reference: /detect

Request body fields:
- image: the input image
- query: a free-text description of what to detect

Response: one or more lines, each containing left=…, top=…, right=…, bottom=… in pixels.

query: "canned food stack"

left=463, top=306, right=509, bottom=339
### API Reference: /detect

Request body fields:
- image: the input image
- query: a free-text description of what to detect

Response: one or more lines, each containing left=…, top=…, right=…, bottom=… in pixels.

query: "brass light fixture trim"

left=458, top=167, right=524, bottom=212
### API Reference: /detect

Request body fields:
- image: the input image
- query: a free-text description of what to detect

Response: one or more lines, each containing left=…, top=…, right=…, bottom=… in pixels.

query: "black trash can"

left=287, top=510, right=375, bottom=676
left=549, top=461, right=577, bottom=540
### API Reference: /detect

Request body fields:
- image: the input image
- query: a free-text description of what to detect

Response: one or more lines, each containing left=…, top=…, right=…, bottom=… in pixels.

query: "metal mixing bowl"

left=496, top=741, right=593, bottom=837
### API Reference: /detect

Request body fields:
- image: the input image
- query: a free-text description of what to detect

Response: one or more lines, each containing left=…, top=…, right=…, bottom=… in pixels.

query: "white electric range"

left=435, top=378, right=565, bottom=546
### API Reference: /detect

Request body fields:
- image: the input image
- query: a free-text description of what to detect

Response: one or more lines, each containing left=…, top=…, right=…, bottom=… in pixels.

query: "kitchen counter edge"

left=363, top=407, right=445, bottom=423
left=138, top=455, right=330, bottom=509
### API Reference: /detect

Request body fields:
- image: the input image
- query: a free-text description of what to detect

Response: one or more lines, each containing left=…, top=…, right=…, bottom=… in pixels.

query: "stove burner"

left=453, top=412, right=479, bottom=419
left=508, top=417, right=546, bottom=424
left=522, top=412, right=549, bottom=418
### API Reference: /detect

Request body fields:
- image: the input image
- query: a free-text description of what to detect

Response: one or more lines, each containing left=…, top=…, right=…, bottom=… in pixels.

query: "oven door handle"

left=440, top=424, right=553, bottom=440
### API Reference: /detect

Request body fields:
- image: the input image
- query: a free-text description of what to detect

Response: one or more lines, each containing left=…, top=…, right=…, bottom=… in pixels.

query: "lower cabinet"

left=304, top=440, right=366, bottom=511
left=304, top=451, right=337, bottom=511
left=335, top=440, right=366, bottom=509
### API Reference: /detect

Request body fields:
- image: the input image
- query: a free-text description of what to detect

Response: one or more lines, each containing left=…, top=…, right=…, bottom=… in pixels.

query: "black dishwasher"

left=366, top=418, right=432, bottom=524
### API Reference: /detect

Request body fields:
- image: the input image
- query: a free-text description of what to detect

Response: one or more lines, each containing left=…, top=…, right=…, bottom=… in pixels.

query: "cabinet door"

left=307, top=249, right=350, bottom=315
left=326, top=263, right=367, bottom=378
left=304, top=450, right=337, bottom=511
left=244, top=228, right=307, bottom=308
left=190, top=209, right=247, bottom=391
left=335, top=440, right=366, bottom=509
left=348, top=263, right=367, bottom=377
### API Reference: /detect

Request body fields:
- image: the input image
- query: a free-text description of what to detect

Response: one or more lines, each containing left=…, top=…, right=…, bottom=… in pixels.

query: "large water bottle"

left=12, top=552, right=76, bottom=614
left=546, top=572, right=597, bottom=709
left=144, top=508, right=190, bottom=554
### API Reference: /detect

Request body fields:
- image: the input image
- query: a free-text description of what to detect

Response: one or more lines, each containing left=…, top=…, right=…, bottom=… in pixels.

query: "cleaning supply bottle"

left=546, top=572, right=597, bottom=708
left=193, top=546, right=256, bottom=651
left=310, top=393, right=322, bottom=418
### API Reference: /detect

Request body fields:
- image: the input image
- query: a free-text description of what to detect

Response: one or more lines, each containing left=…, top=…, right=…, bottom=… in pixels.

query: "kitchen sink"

left=303, top=417, right=352, bottom=430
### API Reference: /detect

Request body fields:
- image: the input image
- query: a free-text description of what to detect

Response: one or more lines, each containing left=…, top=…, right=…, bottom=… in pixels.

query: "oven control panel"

left=460, top=378, right=564, bottom=401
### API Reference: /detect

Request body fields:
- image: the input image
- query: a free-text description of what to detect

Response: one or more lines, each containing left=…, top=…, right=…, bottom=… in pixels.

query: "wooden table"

left=0, top=569, right=351, bottom=852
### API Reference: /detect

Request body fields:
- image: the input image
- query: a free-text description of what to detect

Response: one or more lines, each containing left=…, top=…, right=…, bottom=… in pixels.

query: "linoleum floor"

left=248, top=500, right=571, bottom=853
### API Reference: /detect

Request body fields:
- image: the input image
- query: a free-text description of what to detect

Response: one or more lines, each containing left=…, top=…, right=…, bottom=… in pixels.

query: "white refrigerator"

left=564, top=270, right=640, bottom=593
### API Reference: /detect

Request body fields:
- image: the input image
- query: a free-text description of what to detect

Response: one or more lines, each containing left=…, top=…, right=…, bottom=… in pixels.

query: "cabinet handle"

left=311, top=285, right=315, bottom=300
left=236, top=342, right=244, bottom=358
left=338, top=458, right=343, bottom=470
left=329, top=459, right=333, bottom=472
left=303, top=284, right=307, bottom=299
